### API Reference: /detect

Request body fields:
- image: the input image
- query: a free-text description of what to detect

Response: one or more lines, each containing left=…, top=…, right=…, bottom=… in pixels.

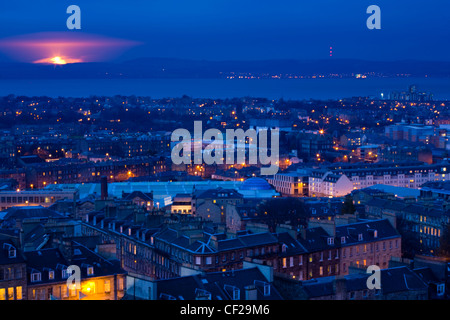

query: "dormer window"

left=3, top=243, right=16, bottom=258
left=31, top=272, right=41, bottom=282
left=62, top=268, right=70, bottom=279
left=327, top=237, right=334, bottom=245
left=341, top=236, right=346, bottom=244
left=358, top=233, right=363, bottom=241
left=374, top=230, right=378, bottom=238
left=87, top=266, right=94, bottom=276
left=281, top=244, right=287, bottom=253
left=232, top=288, right=240, bottom=300
left=49, top=270, right=55, bottom=280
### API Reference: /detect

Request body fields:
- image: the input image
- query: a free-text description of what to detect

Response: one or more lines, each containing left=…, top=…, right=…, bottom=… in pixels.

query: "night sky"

left=0, top=0, right=449, bottom=62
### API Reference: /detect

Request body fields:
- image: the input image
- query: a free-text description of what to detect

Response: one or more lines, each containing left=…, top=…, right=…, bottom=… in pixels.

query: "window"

left=195, top=256, right=202, bottom=265
left=8, top=247, right=16, bottom=258
left=62, top=285, right=69, bottom=298
left=358, top=234, right=363, bottom=241
left=31, top=272, right=41, bottom=282
left=437, top=284, right=445, bottom=295
left=7, top=287, right=14, bottom=300
left=15, top=267, right=22, bottom=280
left=49, top=270, right=55, bottom=280
left=70, top=286, right=77, bottom=297
left=319, top=266, right=323, bottom=276
left=104, top=280, right=111, bottom=293
left=299, top=255, right=303, bottom=265
left=16, top=286, right=22, bottom=300
left=327, top=237, right=334, bottom=245
left=62, top=268, right=70, bottom=279
left=87, top=266, right=94, bottom=276
left=0, top=288, right=5, bottom=300
left=290, top=257, right=294, bottom=267
left=232, top=288, right=240, bottom=300
left=341, top=236, right=346, bottom=244
left=206, top=257, right=212, bottom=265
left=282, top=258, right=287, bottom=268
left=118, top=278, right=124, bottom=291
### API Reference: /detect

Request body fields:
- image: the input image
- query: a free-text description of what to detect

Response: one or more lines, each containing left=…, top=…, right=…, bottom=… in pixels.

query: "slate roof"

left=298, top=227, right=332, bottom=252
left=381, top=267, right=428, bottom=294
left=156, top=267, right=283, bottom=300
left=304, top=201, right=343, bottom=217
left=335, top=219, right=400, bottom=246
left=0, top=206, right=65, bottom=221
left=24, top=241, right=125, bottom=285
left=413, top=267, right=441, bottom=284
left=300, top=266, right=428, bottom=299
left=275, top=232, right=308, bottom=257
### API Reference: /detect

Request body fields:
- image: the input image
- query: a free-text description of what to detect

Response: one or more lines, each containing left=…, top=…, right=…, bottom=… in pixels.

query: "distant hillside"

left=0, top=58, right=449, bottom=79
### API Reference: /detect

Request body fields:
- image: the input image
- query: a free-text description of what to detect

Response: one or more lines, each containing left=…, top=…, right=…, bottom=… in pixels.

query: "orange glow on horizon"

left=33, top=56, right=83, bottom=65
left=0, top=32, right=141, bottom=64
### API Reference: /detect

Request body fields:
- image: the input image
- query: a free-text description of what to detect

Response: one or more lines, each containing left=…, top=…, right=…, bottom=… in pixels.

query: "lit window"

left=104, top=280, right=111, bottom=293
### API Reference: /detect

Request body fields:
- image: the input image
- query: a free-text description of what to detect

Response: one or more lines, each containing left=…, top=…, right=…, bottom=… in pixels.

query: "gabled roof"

left=275, top=232, right=308, bottom=256
left=122, top=191, right=153, bottom=201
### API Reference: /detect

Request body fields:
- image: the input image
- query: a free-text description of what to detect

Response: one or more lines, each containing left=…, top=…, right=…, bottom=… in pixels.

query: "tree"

left=341, top=194, right=356, bottom=215
left=439, top=222, right=450, bottom=257
left=256, top=197, right=308, bottom=232
left=396, top=216, right=422, bottom=259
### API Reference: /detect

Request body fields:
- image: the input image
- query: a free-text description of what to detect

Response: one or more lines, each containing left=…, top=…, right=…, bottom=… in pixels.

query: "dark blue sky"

left=0, top=0, right=449, bottom=61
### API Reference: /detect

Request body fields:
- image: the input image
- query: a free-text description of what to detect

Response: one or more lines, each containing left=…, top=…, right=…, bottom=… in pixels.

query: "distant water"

left=0, top=77, right=449, bottom=100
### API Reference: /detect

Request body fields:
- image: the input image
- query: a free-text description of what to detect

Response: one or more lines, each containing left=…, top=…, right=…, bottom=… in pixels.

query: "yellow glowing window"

left=104, top=280, right=111, bottom=293
left=16, top=286, right=22, bottom=300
